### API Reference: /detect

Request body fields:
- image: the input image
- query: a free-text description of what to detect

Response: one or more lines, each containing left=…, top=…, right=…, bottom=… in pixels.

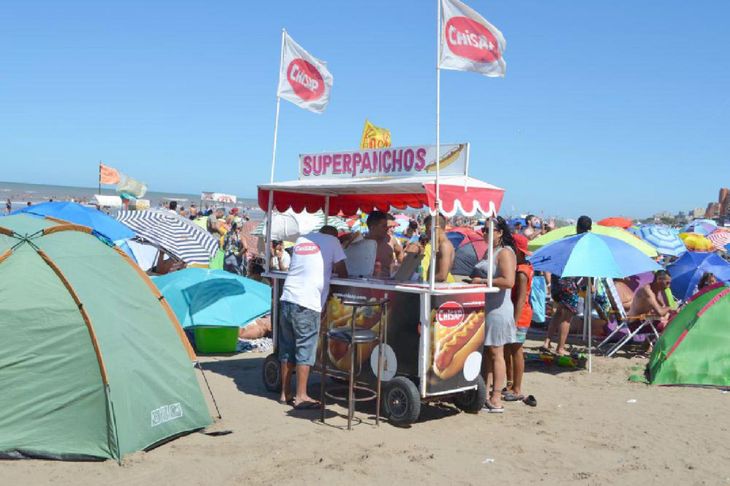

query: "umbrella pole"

left=196, top=361, right=223, bottom=419
left=586, top=277, right=593, bottom=373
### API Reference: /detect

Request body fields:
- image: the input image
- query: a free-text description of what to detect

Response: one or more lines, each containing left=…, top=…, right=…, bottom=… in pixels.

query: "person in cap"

left=503, top=234, right=534, bottom=402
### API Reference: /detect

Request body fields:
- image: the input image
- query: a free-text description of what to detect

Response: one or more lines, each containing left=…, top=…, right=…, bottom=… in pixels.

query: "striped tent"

left=116, top=210, right=218, bottom=266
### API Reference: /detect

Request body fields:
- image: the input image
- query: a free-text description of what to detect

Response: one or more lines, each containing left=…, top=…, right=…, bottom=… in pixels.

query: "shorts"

left=278, top=301, right=320, bottom=366
left=513, top=327, right=528, bottom=344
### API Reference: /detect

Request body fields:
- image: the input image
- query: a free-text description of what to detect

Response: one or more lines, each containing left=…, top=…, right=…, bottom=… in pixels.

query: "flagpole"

left=98, top=160, right=102, bottom=195
left=269, top=28, right=286, bottom=184
left=429, top=0, right=442, bottom=291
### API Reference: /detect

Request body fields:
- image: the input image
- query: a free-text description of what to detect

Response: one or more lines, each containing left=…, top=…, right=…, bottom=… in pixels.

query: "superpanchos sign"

left=299, top=143, right=469, bottom=180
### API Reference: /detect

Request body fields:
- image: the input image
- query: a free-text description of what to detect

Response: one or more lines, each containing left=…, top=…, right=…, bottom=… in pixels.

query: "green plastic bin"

left=193, top=326, right=239, bottom=354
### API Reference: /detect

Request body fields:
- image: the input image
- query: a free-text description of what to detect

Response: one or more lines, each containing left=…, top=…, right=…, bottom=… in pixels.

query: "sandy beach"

left=3, top=339, right=728, bottom=486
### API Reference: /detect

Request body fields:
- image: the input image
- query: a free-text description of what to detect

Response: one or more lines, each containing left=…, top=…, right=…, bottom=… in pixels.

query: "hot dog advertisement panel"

left=428, top=294, right=486, bottom=394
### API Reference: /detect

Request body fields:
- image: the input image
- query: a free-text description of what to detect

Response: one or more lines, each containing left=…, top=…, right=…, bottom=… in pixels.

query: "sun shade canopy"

left=258, top=175, right=504, bottom=217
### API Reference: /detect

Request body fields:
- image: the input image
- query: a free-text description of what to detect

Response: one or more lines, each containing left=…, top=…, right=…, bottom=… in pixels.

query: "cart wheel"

left=262, top=353, right=281, bottom=392
left=453, top=376, right=487, bottom=414
left=383, top=376, right=421, bottom=426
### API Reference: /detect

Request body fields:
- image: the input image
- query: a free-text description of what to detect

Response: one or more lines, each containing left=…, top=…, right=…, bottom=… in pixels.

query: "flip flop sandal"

left=293, top=400, right=320, bottom=410
left=278, top=398, right=294, bottom=405
left=502, top=391, right=525, bottom=402
left=482, top=400, right=505, bottom=413
left=523, top=395, right=537, bottom=407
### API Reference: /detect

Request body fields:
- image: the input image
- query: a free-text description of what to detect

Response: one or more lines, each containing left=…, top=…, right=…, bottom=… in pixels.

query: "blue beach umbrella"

left=667, top=252, right=730, bottom=301
left=153, top=268, right=271, bottom=328
left=683, top=220, right=717, bottom=236
left=637, top=225, right=686, bottom=257
left=14, top=201, right=135, bottom=244
left=529, top=232, right=661, bottom=372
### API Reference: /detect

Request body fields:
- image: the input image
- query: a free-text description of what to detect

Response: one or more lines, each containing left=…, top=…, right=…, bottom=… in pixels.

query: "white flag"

left=277, top=32, right=333, bottom=113
left=439, top=0, right=507, bottom=77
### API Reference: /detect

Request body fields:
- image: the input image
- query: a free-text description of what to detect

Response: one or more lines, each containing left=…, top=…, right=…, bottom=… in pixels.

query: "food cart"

left=259, top=142, right=505, bottom=425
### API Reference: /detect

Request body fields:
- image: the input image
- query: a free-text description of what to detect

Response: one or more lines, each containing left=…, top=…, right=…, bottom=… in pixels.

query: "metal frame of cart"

left=257, top=168, right=505, bottom=423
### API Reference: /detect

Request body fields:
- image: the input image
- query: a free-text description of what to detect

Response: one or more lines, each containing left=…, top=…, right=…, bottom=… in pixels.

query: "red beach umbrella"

left=598, top=217, right=633, bottom=229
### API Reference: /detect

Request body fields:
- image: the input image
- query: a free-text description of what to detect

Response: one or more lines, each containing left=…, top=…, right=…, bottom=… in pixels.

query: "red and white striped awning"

left=258, top=175, right=504, bottom=217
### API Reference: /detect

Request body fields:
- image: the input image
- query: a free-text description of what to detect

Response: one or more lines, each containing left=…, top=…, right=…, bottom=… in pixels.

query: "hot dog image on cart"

left=259, top=141, right=505, bottom=426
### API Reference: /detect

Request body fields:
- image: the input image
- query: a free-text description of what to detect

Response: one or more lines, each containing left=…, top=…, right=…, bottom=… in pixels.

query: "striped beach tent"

left=116, top=210, right=218, bottom=266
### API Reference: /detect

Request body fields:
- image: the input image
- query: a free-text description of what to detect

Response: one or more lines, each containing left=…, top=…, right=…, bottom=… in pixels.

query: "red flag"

left=99, top=164, right=120, bottom=185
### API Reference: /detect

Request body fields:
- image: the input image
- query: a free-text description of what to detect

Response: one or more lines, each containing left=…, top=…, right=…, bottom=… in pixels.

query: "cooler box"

left=193, top=326, right=239, bottom=353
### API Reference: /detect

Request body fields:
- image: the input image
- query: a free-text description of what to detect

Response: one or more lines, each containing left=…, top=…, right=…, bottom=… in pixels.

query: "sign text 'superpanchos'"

left=299, top=143, right=468, bottom=180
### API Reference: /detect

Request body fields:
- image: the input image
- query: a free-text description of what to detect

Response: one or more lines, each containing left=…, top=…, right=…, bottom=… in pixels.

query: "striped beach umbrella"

left=116, top=210, right=219, bottom=266
left=683, top=220, right=717, bottom=236
left=707, top=229, right=730, bottom=251
left=253, top=210, right=349, bottom=240
left=637, top=225, right=686, bottom=257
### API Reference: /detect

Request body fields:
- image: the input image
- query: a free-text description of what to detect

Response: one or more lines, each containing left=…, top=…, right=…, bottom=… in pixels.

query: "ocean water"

left=1, top=181, right=260, bottom=216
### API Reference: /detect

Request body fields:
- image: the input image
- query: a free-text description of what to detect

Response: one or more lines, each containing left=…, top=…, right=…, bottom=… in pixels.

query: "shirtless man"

left=522, top=214, right=540, bottom=240
left=386, top=214, right=404, bottom=266
left=422, top=213, right=455, bottom=282
left=629, top=270, right=673, bottom=330
left=365, top=211, right=394, bottom=278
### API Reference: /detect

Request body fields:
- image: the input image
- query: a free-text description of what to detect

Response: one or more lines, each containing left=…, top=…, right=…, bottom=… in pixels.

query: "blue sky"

left=2, top=0, right=728, bottom=219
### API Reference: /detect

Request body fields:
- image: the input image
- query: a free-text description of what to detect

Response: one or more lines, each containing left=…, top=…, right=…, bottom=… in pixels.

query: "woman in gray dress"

left=470, top=216, right=516, bottom=412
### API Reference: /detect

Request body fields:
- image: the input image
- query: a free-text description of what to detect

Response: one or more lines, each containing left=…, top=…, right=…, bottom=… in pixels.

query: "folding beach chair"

left=596, top=279, right=660, bottom=357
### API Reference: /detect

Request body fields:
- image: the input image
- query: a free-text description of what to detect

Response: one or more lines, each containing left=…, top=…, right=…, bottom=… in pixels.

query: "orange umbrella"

left=598, top=217, right=633, bottom=229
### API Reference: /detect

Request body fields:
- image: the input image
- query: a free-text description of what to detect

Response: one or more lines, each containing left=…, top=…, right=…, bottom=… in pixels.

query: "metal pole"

left=429, top=215, right=437, bottom=290
left=435, top=0, right=442, bottom=207
left=587, top=276, right=593, bottom=373
left=269, top=29, right=286, bottom=184
left=264, top=190, right=274, bottom=273
left=487, top=218, right=494, bottom=288
left=324, top=196, right=330, bottom=225
left=429, top=0, right=442, bottom=292
left=98, top=160, right=102, bottom=195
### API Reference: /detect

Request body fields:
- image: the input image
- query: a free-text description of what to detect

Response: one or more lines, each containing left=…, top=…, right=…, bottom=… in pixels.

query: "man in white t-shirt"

left=279, top=226, right=347, bottom=409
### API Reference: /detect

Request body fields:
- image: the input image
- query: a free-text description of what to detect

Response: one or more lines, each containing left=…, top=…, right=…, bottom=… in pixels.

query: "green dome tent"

left=648, top=284, right=730, bottom=388
left=0, top=215, right=212, bottom=461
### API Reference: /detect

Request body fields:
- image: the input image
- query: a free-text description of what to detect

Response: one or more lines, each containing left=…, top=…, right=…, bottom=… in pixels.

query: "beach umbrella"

left=447, top=228, right=488, bottom=276
left=707, top=229, right=730, bottom=252
left=253, top=210, right=348, bottom=241
left=528, top=224, right=658, bottom=257
left=636, top=225, right=686, bottom=257
left=529, top=232, right=661, bottom=372
left=153, top=268, right=271, bottom=328
left=598, top=217, right=633, bottom=229
left=683, top=220, right=717, bottom=236
left=679, top=233, right=714, bottom=252
left=667, top=252, right=730, bottom=301
left=116, top=209, right=219, bottom=266
left=13, top=201, right=135, bottom=244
